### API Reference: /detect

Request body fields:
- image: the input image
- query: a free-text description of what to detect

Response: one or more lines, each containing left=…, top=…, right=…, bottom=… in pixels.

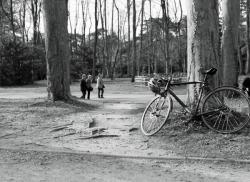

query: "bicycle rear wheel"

left=141, top=96, right=172, bottom=136
left=201, top=86, right=250, bottom=133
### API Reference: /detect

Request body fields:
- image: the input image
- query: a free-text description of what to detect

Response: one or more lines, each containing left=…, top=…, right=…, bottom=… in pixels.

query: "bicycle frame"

left=163, top=80, right=206, bottom=115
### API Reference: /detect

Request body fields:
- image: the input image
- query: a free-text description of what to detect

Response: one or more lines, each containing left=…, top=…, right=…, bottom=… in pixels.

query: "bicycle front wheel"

left=141, top=95, right=172, bottom=136
left=201, top=86, right=250, bottom=134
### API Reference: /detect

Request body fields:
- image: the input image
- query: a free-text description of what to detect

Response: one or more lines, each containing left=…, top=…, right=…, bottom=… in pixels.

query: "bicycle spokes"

left=202, top=87, right=250, bottom=133
left=141, top=96, right=172, bottom=136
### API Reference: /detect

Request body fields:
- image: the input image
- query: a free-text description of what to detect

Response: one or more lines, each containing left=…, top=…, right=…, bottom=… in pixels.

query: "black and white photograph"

left=0, top=0, right=250, bottom=181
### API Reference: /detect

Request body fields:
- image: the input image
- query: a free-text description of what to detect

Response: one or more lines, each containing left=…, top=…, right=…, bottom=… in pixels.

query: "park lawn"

left=0, top=80, right=249, bottom=160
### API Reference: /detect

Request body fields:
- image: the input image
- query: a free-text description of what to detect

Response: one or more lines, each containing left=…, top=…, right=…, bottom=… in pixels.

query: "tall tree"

left=99, top=0, right=105, bottom=74
left=73, top=0, right=79, bottom=52
left=19, top=0, right=27, bottom=42
left=104, top=0, right=108, bottom=77
left=43, top=0, right=71, bottom=101
left=131, top=0, right=136, bottom=82
left=174, top=0, right=183, bottom=72
left=160, top=0, right=170, bottom=74
left=222, top=0, right=240, bottom=86
left=187, top=0, right=220, bottom=105
left=31, top=0, right=41, bottom=45
left=10, top=0, right=16, bottom=43
left=110, top=2, right=120, bottom=79
left=148, top=0, right=153, bottom=74
left=246, top=0, right=250, bottom=74
left=92, top=0, right=98, bottom=79
left=81, top=0, right=87, bottom=48
left=127, top=0, right=131, bottom=76
left=139, top=0, right=145, bottom=76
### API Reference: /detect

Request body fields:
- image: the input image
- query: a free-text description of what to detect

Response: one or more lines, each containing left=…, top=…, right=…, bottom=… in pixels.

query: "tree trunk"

left=92, top=0, right=98, bottom=80
left=154, top=42, right=158, bottom=73
left=81, top=1, right=86, bottom=48
left=148, top=0, right=152, bottom=75
left=127, top=0, right=131, bottom=76
left=99, top=0, right=105, bottom=75
left=139, top=0, right=145, bottom=76
left=104, top=0, right=108, bottom=77
left=31, top=0, right=41, bottom=45
left=81, top=0, right=87, bottom=68
left=131, top=0, right=136, bottom=82
left=74, top=1, right=79, bottom=53
left=177, top=0, right=183, bottom=72
left=246, top=0, right=250, bottom=74
left=160, top=0, right=170, bottom=74
left=10, top=0, right=16, bottom=43
left=187, top=0, right=220, bottom=105
left=43, top=0, right=71, bottom=101
left=20, top=0, right=27, bottom=43
left=222, top=0, right=240, bottom=86
left=110, top=2, right=120, bottom=80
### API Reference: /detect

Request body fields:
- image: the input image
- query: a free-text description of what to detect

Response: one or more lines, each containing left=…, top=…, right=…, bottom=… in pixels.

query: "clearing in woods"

left=0, top=79, right=249, bottom=181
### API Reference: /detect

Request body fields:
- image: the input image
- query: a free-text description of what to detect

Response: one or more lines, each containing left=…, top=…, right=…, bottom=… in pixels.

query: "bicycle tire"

left=141, top=95, right=172, bottom=136
left=201, top=86, right=250, bottom=134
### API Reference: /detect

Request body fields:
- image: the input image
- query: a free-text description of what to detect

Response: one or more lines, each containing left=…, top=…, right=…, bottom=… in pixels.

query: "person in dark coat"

left=80, top=74, right=87, bottom=99
left=86, top=75, right=93, bottom=99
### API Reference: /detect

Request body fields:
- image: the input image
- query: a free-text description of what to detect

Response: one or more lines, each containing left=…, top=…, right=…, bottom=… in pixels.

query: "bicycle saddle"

left=201, top=67, right=217, bottom=75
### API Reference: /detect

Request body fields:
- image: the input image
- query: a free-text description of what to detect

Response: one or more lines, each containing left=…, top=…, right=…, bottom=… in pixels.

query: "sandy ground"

left=1, top=148, right=250, bottom=182
left=0, top=80, right=250, bottom=181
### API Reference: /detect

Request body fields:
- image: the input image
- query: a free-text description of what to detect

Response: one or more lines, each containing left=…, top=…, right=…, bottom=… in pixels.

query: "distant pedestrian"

left=96, top=74, right=105, bottom=98
left=86, top=75, right=93, bottom=99
left=80, top=74, right=87, bottom=99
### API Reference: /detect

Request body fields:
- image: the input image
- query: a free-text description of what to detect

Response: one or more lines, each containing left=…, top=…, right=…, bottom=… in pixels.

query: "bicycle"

left=141, top=67, right=250, bottom=136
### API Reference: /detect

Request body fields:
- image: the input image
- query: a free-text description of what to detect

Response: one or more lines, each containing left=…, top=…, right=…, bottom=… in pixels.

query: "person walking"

left=80, top=74, right=87, bottom=99
left=96, top=74, right=105, bottom=98
left=86, top=75, right=93, bottom=99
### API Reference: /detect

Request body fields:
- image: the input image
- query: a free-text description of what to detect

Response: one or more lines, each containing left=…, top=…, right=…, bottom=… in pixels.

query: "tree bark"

left=110, top=2, right=120, bottom=80
left=177, top=0, right=183, bottom=72
left=10, top=0, right=16, bottom=43
left=19, top=0, right=27, bottom=43
left=81, top=0, right=87, bottom=68
left=148, top=0, right=152, bottom=75
left=92, top=0, right=98, bottom=79
left=31, top=0, right=41, bottom=45
left=187, top=0, right=220, bottom=105
left=160, top=0, right=170, bottom=74
left=104, top=0, right=108, bottom=77
left=131, top=0, right=136, bottom=82
left=43, top=0, right=71, bottom=101
left=73, top=0, right=79, bottom=52
left=127, top=0, right=131, bottom=76
left=246, top=0, right=250, bottom=74
left=221, top=0, right=240, bottom=86
left=139, top=0, right=145, bottom=76
left=81, top=0, right=86, bottom=48
left=99, top=0, right=105, bottom=75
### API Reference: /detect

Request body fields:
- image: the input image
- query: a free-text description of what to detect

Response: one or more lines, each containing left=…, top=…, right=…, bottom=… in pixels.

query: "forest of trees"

left=0, top=0, right=250, bottom=101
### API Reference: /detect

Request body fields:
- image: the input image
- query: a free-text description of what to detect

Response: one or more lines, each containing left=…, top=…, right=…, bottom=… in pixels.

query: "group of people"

left=80, top=74, right=105, bottom=99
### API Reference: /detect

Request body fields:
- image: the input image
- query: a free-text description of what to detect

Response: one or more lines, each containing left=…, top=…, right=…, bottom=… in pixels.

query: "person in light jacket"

left=96, top=74, right=105, bottom=98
